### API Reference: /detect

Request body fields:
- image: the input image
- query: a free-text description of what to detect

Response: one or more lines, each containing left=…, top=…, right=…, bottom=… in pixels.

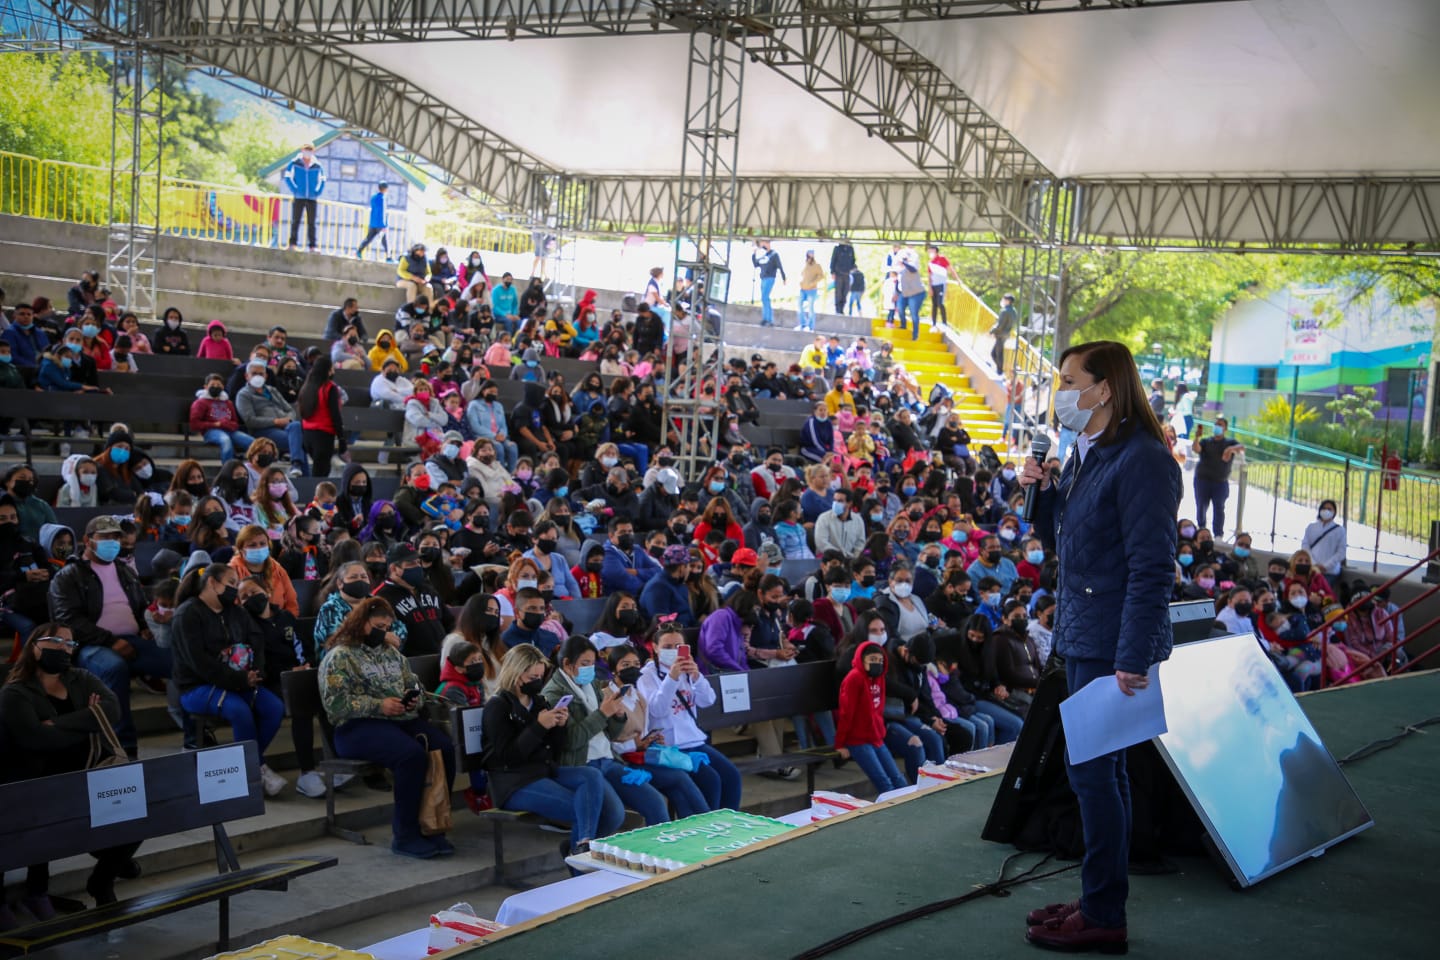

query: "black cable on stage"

left=789, top=852, right=1078, bottom=960
left=1336, top=715, right=1440, bottom=767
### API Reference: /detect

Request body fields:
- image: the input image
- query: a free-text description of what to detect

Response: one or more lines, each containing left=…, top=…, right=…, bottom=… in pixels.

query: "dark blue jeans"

left=1065, top=657, right=1131, bottom=929
left=76, top=635, right=172, bottom=753
left=684, top=742, right=742, bottom=811
left=333, top=717, right=455, bottom=844
left=973, top=700, right=1025, bottom=743
left=179, top=684, right=285, bottom=764
left=848, top=742, right=907, bottom=794
left=505, top=765, right=625, bottom=848
left=885, top=717, right=943, bottom=782
left=591, top=757, right=672, bottom=826
left=1192, top=477, right=1229, bottom=538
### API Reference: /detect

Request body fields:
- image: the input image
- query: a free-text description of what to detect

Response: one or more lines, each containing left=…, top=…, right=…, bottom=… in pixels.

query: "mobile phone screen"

left=554, top=694, right=574, bottom=709
left=677, top=644, right=691, bottom=661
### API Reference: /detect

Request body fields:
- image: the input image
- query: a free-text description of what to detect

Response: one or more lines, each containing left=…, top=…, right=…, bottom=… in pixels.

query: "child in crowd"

left=194, top=319, right=235, bottom=361
left=161, top=490, right=194, bottom=542
left=572, top=542, right=606, bottom=599
left=306, top=481, right=340, bottom=529
left=435, top=640, right=493, bottom=812
left=144, top=578, right=180, bottom=650
left=835, top=641, right=907, bottom=795
left=132, top=491, right=169, bottom=541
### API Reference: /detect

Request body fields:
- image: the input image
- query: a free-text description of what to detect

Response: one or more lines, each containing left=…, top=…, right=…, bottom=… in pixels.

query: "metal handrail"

left=1192, top=416, right=1358, bottom=467
left=1310, top=543, right=1440, bottom=686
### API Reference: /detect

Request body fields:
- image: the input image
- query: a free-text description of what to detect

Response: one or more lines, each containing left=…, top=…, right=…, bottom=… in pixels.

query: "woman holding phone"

left=318, top=597, right=455, bottom=860
left=481, top=643, right=623, bottom=856
left=636, top=622, right=743, bottom=811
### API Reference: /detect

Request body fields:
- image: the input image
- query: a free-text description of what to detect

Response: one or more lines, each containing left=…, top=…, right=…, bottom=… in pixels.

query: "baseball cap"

left=387, top=542, right=419, bottom=565
left=661, top=544, right=691, bottom=568
left=86, top=516, right=122, bottom=537
left=732, top=547, right=760, bottom=567
left=657, top=467, right=682, bottom=496
left=442, top=430, right=464, bottom=444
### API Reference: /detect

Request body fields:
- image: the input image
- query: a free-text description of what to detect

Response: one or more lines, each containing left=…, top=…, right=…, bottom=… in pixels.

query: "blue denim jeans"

left=1193, top=477, right=1230, bottom=539
left=946, top=710, right=995, bottom=750
left=333, top=717, right=455, bottom=844
left=798, top=288, right=818, bottom=329
left=180, top=683, right=285, bottom=764
left=504, top=764, right=625, bottom=848
left=885, top=717, right=943, bottom=782
left=254, top=422, right=308, bottom=475
left=973, top=699, right=1024, bottom=743
left=791, top=711, right=836, bottom=750
left=848, top=742, right=907, bottom=794
left=902, top=292, right=926, bottom=339
left=591, top=757, right=671, bottom=826
left=76, top=635, right=172, bottom=752
left=847, top=290, right=863, bottom=315
left=203, top=428, right=256, bottom=464
left=684, top=742, right=742, bottom=811
left=1065, top=657, right=1131, bottom=929
left=759, top=276, right=777, bottom=325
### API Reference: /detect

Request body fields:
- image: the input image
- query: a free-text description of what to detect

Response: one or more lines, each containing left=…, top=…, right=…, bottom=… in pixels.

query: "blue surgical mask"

left=830, top=586, right=851, bottom=603
left=525, top=359, right=537, bottom=367
left=81, top=324, right=100, bottom=338
left=244, top=546, right=271, bottom=566
left=708, top=481, right=725, bottom=494
left=1233, top=547, right=1250, bottom=558
left=442, top=444, right=460, bottom=459
left=870, top=513, right=884, bottom=523
left=954, top=530, right=968, bottom=543
left=556, top=485, right=569, bottom=498
left=1178, top=554, right=1194, bottom=567
left=60, top=357, right=73, bottom=369
left=110, top=447, right=131, bottom=465
left=1332, top=621, right=1347, bottom=633
left=832, top=501, right=847, bottom=517
left=66, top=341, right=83, bottom=353
left=1026, top=549, right=1044, bottom=565
left=0, top=354, right=11, bottom=364
left=93, top=539, right=122, bottom=563
left=575, top=665, right=596, bottom=685
left=901, top=485, right=916, bottom=496
left=986, top=591, right=1002, bottom=607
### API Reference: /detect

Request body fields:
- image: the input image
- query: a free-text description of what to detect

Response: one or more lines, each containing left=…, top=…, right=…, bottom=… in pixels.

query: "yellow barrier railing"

left=422, top=216, right=534, bottom=259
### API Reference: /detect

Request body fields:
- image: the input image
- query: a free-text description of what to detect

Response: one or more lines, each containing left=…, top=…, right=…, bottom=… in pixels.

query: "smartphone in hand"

left=554, top=694, right=574, bottom=710
left=677, top=643, right=691, bottom=662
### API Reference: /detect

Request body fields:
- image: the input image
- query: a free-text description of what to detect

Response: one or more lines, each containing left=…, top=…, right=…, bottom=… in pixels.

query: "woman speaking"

left=1018, top=341, right=1180, bottom=954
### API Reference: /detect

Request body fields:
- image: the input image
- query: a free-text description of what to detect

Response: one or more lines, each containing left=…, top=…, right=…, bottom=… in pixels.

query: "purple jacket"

left=699, top=607, right=747, bottom=674
left=926, top=669, right=958, bottom=721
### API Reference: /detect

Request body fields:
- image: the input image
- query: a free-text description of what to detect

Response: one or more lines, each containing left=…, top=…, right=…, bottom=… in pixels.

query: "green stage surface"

left=461, top=673, right=1440, bottom=958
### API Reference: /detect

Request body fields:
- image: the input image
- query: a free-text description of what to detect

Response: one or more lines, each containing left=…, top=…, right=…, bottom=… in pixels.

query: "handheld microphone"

left=1021, top=433, right=1052, bottom=523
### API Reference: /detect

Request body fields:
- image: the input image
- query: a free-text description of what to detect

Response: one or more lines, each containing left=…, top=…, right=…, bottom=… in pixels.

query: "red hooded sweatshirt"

left=835, top=641, right=887, bottom=750
left=436, top=659, right=483, bottom=706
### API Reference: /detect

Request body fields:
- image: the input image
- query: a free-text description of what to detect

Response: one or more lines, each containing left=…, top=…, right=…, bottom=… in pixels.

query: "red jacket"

left=189, top=393, right=241, bottom=433
left=692, top=519, right=743, bottom=547
left=835, top=641, right=887, bottom=749
left=301, top=380, right=340, bottom=435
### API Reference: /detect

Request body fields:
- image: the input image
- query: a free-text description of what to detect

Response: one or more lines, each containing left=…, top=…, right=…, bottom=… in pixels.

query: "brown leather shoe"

left=1026, top=909, right=1128, bottom=954
left=1026, top=900, right=1081, bottom=926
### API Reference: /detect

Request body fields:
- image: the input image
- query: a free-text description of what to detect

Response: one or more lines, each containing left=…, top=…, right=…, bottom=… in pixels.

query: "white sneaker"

left=259, top=764, right=288, bottom=797
left=294, top=770, right=326, bottom=798
left=287, top=467, right=303, bottom=478
left=333, top=773, right=354, bottom=790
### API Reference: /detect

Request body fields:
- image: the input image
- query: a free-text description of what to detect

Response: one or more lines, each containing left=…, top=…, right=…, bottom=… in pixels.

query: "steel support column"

left=1003, top=181, right=1073, bottom=449
left=661, top=4, right=747, bottom=475
left=107, top=3, right=163, bottom=320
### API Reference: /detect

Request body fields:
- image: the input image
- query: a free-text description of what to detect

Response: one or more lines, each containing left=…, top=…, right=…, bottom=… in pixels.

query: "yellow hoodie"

left=367, top=329, right=407, bottom=372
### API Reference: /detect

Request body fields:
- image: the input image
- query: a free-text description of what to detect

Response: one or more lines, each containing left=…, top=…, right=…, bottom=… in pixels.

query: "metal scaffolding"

left=106, top=8, right=163, bottom=320
left=1005, top=181, right=1074, bottom=445
left=661, top=4, right=748, bottom=474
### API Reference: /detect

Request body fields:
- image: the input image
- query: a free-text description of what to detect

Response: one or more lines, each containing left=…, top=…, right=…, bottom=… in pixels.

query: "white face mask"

left=1054, top=382, right=1100, bottom=432
left=868, top=630, right=887, bottom=646
left=1319, top=509, right=1335, bottom=522
left=1291, top=595, right=1308, bottom=610
left=134, top=464, right=153, bottom=480
left=891, top=582, right=913, bottom=599
left=658, top=648, right=678, bottom=668
left=517, top=578, right=538, bottom=591
left=248, top=374, right=267, bottom=390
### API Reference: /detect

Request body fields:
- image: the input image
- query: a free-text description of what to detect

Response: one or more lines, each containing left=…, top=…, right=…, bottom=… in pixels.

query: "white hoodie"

left=635, top=659, right=716, bottom=751
left=56, top=454, right=99, bottom=507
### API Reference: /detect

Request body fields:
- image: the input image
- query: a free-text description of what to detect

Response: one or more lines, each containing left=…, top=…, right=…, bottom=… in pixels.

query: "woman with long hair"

left=446, top=593, right=506, bottom=699
left=278, top=512, right=331, bottom=584
left=169, top=458, right=210, bottom=500
left=298, top=354, right=346, bottom=478
left=1018, top=340, right=1181, bottom=951
left=252, top=465, right=300, bottom=540
left=229, top=524, right=299, bottom=616
left=0, top=623, right=140, bottom=912
left=318, top=597, right=455, bottom=859
left=189, top=495, right=234, bottom=556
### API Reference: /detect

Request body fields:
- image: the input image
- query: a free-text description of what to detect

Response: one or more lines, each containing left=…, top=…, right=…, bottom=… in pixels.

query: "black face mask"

left=0, top=522, right=17, bottom=540
left=341, top=579, right=371, bottom=600
left=586, top=561, right=603, bottom=573
left=1262, top=601, right=1279, bottom=614
left=1268, top=571, right=1285, bottom=584
left=366, top=561, right=388, bottom=577
left=218, top=585, right=239, bottom=607
left=908, top=509, right=923, bottom=520
left=1234, top=601, right=1254, bottom=617
left=464, top=662, right=486, bottom=683
left=1294, top=564, right=1311, bottom=577
left=616, top=533, right=635, bottom=552
left=521, top=611, right=545, bottom=630
left=242, top=594, right=269, bottom=617
left=363, top=627, right=387, bottom=648
left=478, top=613, right=500, bottom=633
left=419, top=546, right=441, bottom=564
left=918, top=529, right=940, bottom=542
left=351, top=486, right=369, bottom=499
left=648, top=545, right=666, bottom=558
left=187, top=481, right=208, bottom=498
left=520, top=677, right=545, bottom=698
left=617, top=666, right=642, bottom=686
left=617, top=608, right=639, bottom=627
left=384, top=370, right=400, bottom=382
left=861, top=575, right=876, bottom=588
left=865, top=661, right=885, bottom=678
left=256, top=454, right=276, bottom=468
left=375, top=516, right=396, bottom=531
left=985, top=551, right=1002, bottom=565
left=536, top=539, right=557, bottom=555
left=758, top=512, right=772, bottom=525
left=1010, top=617, right=1028, bottom=633
left=670, top=524, right=689, bottom=538
left=11, top=479, right=35, bottom=499
left=37, top=648, right=72, bottom=674
left=202, top=511, right=226, bottom=531
left=207, top=385, right=223, bottom=398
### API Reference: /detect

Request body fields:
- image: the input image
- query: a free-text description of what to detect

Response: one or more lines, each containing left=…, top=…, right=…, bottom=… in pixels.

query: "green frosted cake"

left=590, top=810, right=796, bottom=873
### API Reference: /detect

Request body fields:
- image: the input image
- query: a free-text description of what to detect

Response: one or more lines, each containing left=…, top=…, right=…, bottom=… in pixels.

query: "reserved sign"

left=197, top=744, right=250, bottom=805
left=87, top=764, right=147, bottom=828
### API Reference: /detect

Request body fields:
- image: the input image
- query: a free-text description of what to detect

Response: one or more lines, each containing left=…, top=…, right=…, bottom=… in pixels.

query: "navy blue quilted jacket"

left=1031, top=428, right=1181, bottom=675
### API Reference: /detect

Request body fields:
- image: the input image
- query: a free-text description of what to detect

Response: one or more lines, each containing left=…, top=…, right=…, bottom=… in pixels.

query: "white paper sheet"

left=462, top=708, right=485, bottom=756
left=1059, top=672, right=1168, bottom=765
left=87, top=764, right=148, bottom=828
left=720, top=673, right=751, bottom=713
left=196, top=744, right=249, bottom=805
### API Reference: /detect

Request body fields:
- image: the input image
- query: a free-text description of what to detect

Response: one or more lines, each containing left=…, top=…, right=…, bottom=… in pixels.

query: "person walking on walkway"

left=282, top=142, right=326, bottom=252
left=896, top=245, right=927, bottom=341
left=797, top=250, right=824, bottom=331
left=752, top=240, right=786, bottom=328
left=356, top=181, right=390, bottom=260
left=830, top=238, right=857, bottom=315
left=991, top=293, right=1016, bottom=373
left=927, top=244, right=956, bottom=328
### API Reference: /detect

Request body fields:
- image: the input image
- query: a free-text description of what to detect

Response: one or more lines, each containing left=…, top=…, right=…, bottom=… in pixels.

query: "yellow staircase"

left=871, top=318, right=1005, bottom=445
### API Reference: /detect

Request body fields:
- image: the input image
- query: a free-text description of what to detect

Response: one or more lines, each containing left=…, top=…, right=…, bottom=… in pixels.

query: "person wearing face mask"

left=190, top=372, right=254, bottom=464
left=281, top=141, right=325, bottom=251
left=638, top=545, right=698, bottom=629
left=501, top=587, right=559, bottom=656
left=0, top=494, right=50, bottom=641
left=1301, top=499, right=1347, bottom=579
left=599, top=516, right=662, bottom=597
left=966, top=534, right=1019, bottom=595
left=834, top=640, right=908, bottom=795
left=236, top=358, right=308, bottom=477
left=0, top=623, right=144, bottom=916
left=749, top=447, right=798, bottom=499
left=373, top=542, right=453, bottom=657
left=1215, top=587, right=1257, bottom=637
left=1017, top=341, right=1181, bottom=953
left=320, top=597, right=457, bottom=859
left=1015, top=537, right=1047, bottom=589
left=1284, top=548, right=1334, bottom=602
left=93, top=430, right=147, bottom=505
left=53, top=455, right=98, bottom=508
left=814, top=487, right=865, bottom=558
left=1192, top=416, right=1244, bottom=539
left=3, top=466, right=55, bottom=541
left=523, top=520, right=580, bottom=601
left=47, top=516, right=168, bottom=756
left=335, top=464, right=374, bottom=536
left=800, top=401, right=835, bottom=463
left=171, top=564, right=288, bottom=797
left=312, top=560, right=407, bottom=652
left=1180, top=563, right=1218, bottom=601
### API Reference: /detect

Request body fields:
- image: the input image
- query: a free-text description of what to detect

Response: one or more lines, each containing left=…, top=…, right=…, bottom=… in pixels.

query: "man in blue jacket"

left=282, top=142, right=326, bottom=252
left=1, top=302, right=48, bottom=384
left=491, top=273, right=520, bottom=333
left=600, top=516, right=660, bottom=597
left=638, top=544, right=696, bottom=627
left=356, top=181, right=389, bottom=261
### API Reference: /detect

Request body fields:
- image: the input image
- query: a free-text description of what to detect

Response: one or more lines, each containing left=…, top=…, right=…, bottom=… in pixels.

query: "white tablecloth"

left=361, top=928, right=430, bottom=960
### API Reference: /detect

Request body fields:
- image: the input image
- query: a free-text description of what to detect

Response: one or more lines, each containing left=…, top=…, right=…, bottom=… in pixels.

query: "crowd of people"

left=0, top=259, right=1401, bottom=925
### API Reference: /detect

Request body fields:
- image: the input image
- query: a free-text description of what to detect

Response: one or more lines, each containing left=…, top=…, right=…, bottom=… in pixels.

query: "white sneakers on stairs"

left=259, top=764, right=288, bottom=797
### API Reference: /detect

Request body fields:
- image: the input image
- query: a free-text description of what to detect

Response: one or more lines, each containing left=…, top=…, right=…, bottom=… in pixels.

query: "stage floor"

left=455, top=672, right=1440, bottom=958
